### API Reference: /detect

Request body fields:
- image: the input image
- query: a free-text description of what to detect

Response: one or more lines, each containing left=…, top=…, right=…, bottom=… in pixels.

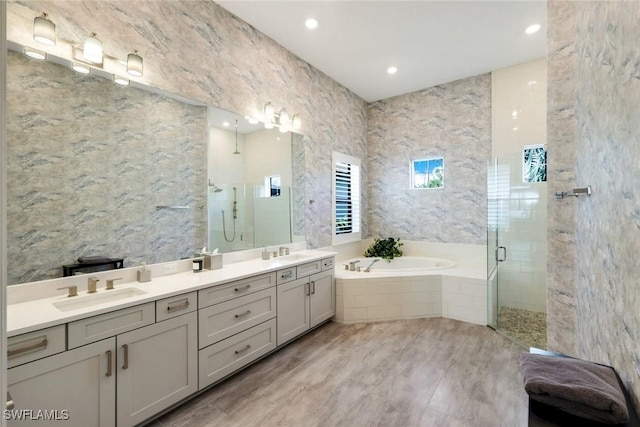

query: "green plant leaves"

left=363, top=237, right=404, bottom=260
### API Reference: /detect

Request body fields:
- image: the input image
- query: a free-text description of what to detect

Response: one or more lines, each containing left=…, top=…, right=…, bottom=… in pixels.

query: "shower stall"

left=487, top=153, right=548, bottom=349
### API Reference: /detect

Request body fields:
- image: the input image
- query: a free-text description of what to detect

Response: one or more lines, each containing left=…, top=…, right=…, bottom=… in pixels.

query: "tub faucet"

left=364, top=258, right=381, bottom=272
left=348, top=260, right=360, bottom=271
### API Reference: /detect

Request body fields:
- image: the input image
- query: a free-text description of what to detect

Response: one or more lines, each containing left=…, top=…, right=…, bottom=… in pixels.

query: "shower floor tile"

left=498, top=306, right=547, bottom=349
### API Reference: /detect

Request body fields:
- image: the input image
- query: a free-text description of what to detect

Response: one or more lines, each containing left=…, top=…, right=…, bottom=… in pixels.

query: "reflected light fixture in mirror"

left=263, top=102, right=302, bottom=131
left=83, top=33, right=103, bottom=64
left=24, top=47, right=46, bottom=60
left=127, top=51, right=144, bottom=77
left=113, top=75, right=130, bottom=86
left=33, top=13, right=56, bottom=46
left=72, top=61, right=91, bottom=74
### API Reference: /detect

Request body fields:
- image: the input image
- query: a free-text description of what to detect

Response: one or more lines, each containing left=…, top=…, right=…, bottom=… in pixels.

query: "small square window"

left=412, top=158, right=444, bottom=189
left=523, top=145, right=547, bottom=183
left=264, top=175, right=281, bottom=197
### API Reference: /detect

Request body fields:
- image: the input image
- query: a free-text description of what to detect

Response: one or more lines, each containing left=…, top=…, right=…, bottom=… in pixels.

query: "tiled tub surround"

left=332, top=240, right=487, bottom=325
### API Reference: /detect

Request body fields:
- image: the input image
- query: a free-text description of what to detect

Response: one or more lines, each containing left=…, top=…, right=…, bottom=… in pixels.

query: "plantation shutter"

left=335, top=161, right=360, bottom=235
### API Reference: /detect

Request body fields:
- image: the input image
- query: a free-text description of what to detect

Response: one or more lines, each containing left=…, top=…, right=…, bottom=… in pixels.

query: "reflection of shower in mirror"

left=208, top=180, right=224, bottom=193
left=222, top=186, right=238, bottom=242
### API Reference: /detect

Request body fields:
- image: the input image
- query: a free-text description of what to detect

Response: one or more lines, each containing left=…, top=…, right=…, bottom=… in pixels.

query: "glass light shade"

left=292, top=114, right=302, bottom=130
left=264, top=102, right=275, bottom=122
left=33, top=14, right=56, bottom=46
left=72, top=62, right=90, bottom=74
left=127, top=52, right=143, bottom=77
left=279, top=109, right=290, bottom=127
left=83, top=34, right=103, bottom=64
left=24, top=47, right=46, bottom=60
left=113, top=75, right=130, bottom=86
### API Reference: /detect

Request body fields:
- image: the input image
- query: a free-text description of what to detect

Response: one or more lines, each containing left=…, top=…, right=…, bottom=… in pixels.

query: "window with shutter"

left=332, top=152, right=361, bottom=244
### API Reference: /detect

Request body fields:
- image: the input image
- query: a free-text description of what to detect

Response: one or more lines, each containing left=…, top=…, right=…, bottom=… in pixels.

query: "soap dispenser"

left=137, top=262, right=151, bottom=283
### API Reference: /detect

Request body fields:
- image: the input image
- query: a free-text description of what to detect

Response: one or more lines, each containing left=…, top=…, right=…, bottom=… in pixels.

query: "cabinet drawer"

left=68, top=303, right=155, bottom=349
left=156, top=292, right=197, bottom=322
left=199, top=319, right=276, bottom=390
left=198, top=273, right=276, bottom=309
left=321, top=257, right=335, bottom=271
left=296, top=260, right=322, bottom=277
left=276, top=267, right=296, bottom=285
left=7, top=325, right=66, bottom=368
left=198, top=288, right=276, bottom=349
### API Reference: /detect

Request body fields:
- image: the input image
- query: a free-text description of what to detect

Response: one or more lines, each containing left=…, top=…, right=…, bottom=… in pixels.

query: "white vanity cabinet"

left=277, top=259, right=335, bottom=346
left=7, top=338, right=116, bottom=427
left=116, top=311, right=198, bottom=427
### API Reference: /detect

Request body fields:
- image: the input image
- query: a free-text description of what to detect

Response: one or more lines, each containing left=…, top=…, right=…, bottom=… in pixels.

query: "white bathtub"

left=340, top=256, right=456, bottom=273
left=334, top=255, right=486, bottom=325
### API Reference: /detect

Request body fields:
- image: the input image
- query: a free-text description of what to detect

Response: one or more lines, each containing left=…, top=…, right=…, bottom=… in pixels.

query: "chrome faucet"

left=348, top=260, right=360, bottom=271
left=364, top=258, right=381, bottom=272
left=106, top=278, right=123, bottom=290
left=88, top=277, right=99, bottom=293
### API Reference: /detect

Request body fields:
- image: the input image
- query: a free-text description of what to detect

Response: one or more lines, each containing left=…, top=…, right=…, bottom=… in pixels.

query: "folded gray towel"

left=520, top=353, right=629, bottom=424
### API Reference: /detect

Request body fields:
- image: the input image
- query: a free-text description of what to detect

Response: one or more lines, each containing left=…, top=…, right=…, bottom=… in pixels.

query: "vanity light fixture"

left=113, top=75, right=130, bottom=86
left=83, top=33, right=103, bottom=64
left=72, top=61, right=91, bottom=74
left=262, top=102, right=302, bottom=131
left=23, top=47, right=47, bottom=60
left=33, top=13, right=56, bottom=46
left=127, top=51, right=144, bottom=77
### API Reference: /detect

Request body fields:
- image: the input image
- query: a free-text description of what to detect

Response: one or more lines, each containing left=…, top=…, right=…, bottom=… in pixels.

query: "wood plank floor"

left=152, top=318, right=529, bottom=427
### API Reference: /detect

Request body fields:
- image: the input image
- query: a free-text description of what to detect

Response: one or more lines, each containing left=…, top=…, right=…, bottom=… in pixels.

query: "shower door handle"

left=495, top=246, right=507, bottom=262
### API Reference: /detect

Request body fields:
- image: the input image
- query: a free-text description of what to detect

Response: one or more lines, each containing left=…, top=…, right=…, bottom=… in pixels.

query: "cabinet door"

left=310, top=271, right=335, bottom=328
left=116, top=312, right=198, bottom=427
left=7, top=338, right=116, bottom=427
left=276, top=277, right=310, bottom=346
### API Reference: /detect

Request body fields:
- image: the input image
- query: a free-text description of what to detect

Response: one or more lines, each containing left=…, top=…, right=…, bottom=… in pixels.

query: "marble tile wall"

left=367, top=74, right=491, bottom=244
left=7, top=0, right=368, bottom=253
left=6, top=51, right=207, bottom=284
left=548, top=0, right=640, bottom=409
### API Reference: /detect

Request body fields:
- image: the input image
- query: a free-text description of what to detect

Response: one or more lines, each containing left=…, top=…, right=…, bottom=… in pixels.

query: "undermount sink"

left=53, top=287, right=148, bottom=312
left=277, top=252, right=314, bottom=261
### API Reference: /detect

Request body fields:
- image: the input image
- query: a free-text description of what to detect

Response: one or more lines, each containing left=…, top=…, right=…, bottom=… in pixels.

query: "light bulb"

left=83, top=33, right=103, bottom=64
left=33, top=13, right=56, bottom=46
left=279, top=109, right=290, bottom=127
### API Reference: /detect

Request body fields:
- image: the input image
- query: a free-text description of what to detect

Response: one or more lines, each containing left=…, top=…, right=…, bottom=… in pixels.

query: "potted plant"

left=363, top=237, right=403, bottom=261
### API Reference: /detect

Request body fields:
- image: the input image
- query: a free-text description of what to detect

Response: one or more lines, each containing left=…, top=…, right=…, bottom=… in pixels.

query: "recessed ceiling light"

left=305, top=18, right=318, bottom=30
left=222, top=121, right=230, bottom=127
left=528, top=80, right=537, bottom=86
left=387, top=66, right=398, bottom=75
left=525, top=24, right=541, bottom=34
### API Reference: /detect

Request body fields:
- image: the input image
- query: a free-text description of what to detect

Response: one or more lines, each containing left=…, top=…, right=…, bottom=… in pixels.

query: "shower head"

left=208, top=180, right=224, bottom=193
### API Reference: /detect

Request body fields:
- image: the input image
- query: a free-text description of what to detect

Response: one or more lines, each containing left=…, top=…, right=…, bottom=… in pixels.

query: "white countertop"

left=7, top=250, right=336, bottom=337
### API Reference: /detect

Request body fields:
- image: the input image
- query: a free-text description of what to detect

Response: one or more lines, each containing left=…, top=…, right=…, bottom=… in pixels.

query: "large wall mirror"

left=6, top=42, right=305, bottom=285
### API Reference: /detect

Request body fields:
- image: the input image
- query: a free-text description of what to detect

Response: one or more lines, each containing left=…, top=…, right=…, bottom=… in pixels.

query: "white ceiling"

left=217, top=1, right=547, bottom=102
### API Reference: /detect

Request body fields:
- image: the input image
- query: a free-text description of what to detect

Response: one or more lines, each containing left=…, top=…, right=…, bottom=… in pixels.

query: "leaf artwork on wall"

left=523, top=145, right=547, bottom=183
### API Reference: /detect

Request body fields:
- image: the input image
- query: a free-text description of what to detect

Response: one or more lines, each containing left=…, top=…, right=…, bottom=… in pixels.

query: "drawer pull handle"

left=8, top=337, right=48, bottom=359
left=281, top=272, right=293, bottom=280
left=234, top=310, right=252, bottom=318
left=306, top=282, right=310, bottom=296
left=167, top=299, right=190, bottom=313
left=106, top=350, right=113, bottom=377
left=122, top=344, right=129, bottom=370
left=6, top=392, right=14, bottom=411
left=234, top=344, right=251, bottom=355
left=311, top=281, right=316, bottom=295
left=234, top=285, right=251, bottom=292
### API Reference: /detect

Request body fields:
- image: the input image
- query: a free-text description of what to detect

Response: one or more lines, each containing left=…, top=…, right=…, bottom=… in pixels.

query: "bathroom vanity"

left=5, top=251, right=335, bottom=427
